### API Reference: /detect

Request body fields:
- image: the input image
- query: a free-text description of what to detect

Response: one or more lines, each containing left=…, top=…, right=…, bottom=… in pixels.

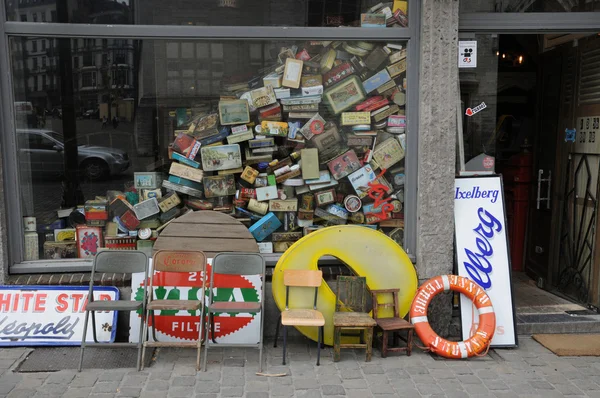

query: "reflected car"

left=17, top=129, right=130, bottom=180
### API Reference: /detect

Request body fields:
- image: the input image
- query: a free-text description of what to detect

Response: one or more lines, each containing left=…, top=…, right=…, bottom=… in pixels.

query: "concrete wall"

left=416, top=0, right=460, bottom=335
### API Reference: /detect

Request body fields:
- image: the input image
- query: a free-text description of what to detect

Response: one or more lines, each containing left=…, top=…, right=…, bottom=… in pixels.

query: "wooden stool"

left=333, top=276, right=377, bottom=362
left=371, top=289, right=414, bottom=357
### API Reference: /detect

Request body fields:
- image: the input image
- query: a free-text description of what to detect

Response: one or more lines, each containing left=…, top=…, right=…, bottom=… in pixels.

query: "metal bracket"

left=537, top=169, right=552, bottom=210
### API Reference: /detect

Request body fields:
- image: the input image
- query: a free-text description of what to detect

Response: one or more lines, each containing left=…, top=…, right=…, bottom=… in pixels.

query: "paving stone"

left=46, top=371, right=75, bottom=385
left=457, top=375, right=483, bottom=384
left=483, top=380, right=509, bottom=391
left=361, top=365, right=384, bottom=374
left=245, top=381, right=269, bottom=392
left=463, top=383, right=490, bottom=394
left=116, top=387, right=141, bottom=397
left=406, top=366, right=429, bottom=375
left=246, top=393, right=269, bottom=398
left=146, top=380, right=169, bottom=391
left=295, top=390, right=323, bottom=398
left=416, top=382, right=444, bottom=395
left=194, top=394, right=218, bottom=398
left=120, top=375, right=147, bottom=388
left=342, top=379, right=368, bottom=389
left=294, top=378, right=320, bottom=390
left=345, top=389, right=373, bottom=398
left=270, top=384, right=294, bottom=397
left=554, top=383, right=585, bottom=396
left=529, top=381, right=555, bottom=390
left=62, top=388, right=93, bottom=398
left=7, top=389, right=37, bottom=398
left=194, top=381, right=220, bottom=394
left=321, top=385, right=345, bottom=395
left=92, top=382, right=120, bottom=394
left=167, top=386, right=195, bottom=397
left=369, top=383, right=395, bottom=394
left=171, top=376, right=195, bottom=387
left=70, top=374, right=99, bottom=388
left=98, top=372, right=125, bottom=382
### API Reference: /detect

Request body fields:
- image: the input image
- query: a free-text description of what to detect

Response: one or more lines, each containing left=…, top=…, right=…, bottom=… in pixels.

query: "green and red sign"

left=129, top=261, right=261, bottom=344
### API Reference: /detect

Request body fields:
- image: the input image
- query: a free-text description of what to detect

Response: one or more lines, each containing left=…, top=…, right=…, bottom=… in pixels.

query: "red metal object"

left=499, top=150, right=533, bottom=272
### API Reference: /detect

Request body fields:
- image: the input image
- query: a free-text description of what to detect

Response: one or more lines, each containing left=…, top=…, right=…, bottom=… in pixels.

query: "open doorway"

left=459, top=33, right=600, bottom=314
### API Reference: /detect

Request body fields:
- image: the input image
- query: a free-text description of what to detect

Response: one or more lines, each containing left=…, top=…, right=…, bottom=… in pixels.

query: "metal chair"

left=371, top=289, right=415, bottom=357
left=202, top=252, right=265, bottom=372
left=333, top=275, right=377, bottom=362
left=274, top=270, right=325, bottom=366
left=78, top=250, right=149, bottom=372
left=141, top=250, right=207, bottom=371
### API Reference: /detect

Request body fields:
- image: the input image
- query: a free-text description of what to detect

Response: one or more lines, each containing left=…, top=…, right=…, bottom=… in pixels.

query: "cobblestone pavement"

left=1, top=337, right=600, bottom=397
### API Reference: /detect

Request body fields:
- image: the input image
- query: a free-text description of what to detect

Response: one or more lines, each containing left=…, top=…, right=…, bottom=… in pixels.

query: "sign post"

left=454, top=175, right=518, bottom=347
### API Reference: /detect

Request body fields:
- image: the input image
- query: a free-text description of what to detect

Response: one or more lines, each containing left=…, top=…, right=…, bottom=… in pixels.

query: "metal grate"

left=16, top=347, right=154, bottom=372
left=579, top=47, right=600, bottom=105
left=564, top=54, right=575, bottom=104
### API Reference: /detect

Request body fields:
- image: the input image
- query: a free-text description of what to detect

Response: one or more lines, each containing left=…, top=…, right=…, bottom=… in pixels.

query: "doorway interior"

left=459, top=33, right=600, bottom=317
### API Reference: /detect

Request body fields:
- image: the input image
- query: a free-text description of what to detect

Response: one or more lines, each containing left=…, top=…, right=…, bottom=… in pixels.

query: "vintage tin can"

left=315, top=189, right=336, bottom=207
left=269, top=199, right=298, bottom=212
left=23, top=217, right=37, bottom=232
left=300, top=193, right=315, bottom=210
left=134, top=198, right=160, bottom=220
left=258, top=242, right=274, bottom=254
left=241, top=166, right=259, bottom=184
left=24, top=232, right=39, bottom=261
left=272, top=231, right=303, bottom=242
left=348, top=211, right=365, bottom=224
left=248, top=212, right=282, bottom=242
left=163, top=180, right=204, bottom=198
left=138, top=228, right=152, bottom=240
left=158, top=191, right=181, bottom=213
left=248, top=198, right=269, bottom=215
left=344, top=195, right=362, bottom=213
left=134, top=172, right=163, bottom=190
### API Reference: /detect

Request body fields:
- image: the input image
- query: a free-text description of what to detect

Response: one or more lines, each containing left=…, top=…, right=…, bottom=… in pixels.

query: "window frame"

left=0, top=1, right=421, bottom=273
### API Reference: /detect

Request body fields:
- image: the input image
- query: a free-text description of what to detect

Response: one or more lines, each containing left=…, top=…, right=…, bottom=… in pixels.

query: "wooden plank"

left=161, top=223, right=253, bottom=239
left=283, top=270, right=322, bottom=287
left=153, top=237, right=258, bottom=253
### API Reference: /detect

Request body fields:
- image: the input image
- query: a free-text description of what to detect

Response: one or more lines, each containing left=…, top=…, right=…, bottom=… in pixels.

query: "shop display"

left=22, top=37, right=407, bottom=261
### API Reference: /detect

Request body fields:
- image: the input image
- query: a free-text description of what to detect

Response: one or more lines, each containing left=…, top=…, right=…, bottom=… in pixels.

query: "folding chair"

left=202, top=252, right=265, bottom=372
left=78, top=250, right=149, bottom=372
left=141, top=250, right=207, bottom=371
left=274, top=270, right=325, bottom=366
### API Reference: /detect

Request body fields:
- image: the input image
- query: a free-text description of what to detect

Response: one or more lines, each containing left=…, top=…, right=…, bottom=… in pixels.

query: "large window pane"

left=460, top=0, right=600, bottom=12
left=6, top=0, right=410, bottom=27
left=11, top=37, right=409, bottom=261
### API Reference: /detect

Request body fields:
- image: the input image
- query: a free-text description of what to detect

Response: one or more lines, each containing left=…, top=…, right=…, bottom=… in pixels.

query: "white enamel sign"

left=454, top=176, right=517, bottom=347
left=0, top=286, right=118, bottom=346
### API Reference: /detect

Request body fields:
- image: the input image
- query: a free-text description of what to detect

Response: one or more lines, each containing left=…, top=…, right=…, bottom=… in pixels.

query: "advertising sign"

left=0, top=286, right=118, bottom=346
left=129, top=259, right=261, bottom=344
left=454, top=175, right=518, bottom=347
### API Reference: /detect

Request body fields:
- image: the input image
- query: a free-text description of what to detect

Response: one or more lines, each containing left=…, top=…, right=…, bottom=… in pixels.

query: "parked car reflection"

left=17, top=129, right=130, bottom=180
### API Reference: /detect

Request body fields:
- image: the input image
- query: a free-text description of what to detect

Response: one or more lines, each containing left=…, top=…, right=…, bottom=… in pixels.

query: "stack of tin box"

left=159, top=36, right=408, bottom=253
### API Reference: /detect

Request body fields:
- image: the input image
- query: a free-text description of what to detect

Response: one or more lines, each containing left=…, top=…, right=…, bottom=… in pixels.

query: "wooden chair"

left=274, top=270, right=325, bottom=366
left=371, top=289, right=415, bottom=357
left=333, top=275, right=377, bottom=362
left=202, top=252, right=265, bottom=372
left=78, top=251, right=148, bottom=371
left=141, top=250, right=207, bottom=371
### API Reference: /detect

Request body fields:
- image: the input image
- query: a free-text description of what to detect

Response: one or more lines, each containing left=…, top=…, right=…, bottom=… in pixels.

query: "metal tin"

left=326, top=204, right=349, bottom=220
left=248, top=198, right=269, bottom=215
left=134, top=198, right=160, bottom=220
left=24, top=231, right=39, bottom=261
left=138, top=228, right=152, bottom=240
left=23, top=217, right=36, bottom=232
left=168, top=175, right=203, bottom=191
left=158, top=191, right=182, bottom=213
left=163, top=180, right=204, bottom=198
left=344, top=195, right=362, bottom=213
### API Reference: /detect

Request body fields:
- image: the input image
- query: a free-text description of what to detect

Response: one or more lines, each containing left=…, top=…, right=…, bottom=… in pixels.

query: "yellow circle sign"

left=273, top=225, right=418, bottom=346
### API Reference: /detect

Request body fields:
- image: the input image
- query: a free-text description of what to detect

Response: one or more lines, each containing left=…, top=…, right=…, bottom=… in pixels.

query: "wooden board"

left=154, top=211, right=259, bottom=257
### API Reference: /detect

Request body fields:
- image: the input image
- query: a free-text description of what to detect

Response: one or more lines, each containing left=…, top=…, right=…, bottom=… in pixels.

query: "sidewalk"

left=0, top=337, right=599, bottom=398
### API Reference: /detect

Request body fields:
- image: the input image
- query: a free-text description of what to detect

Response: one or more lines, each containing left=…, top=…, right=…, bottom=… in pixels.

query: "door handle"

left=537, top=169, right=552, bottom=210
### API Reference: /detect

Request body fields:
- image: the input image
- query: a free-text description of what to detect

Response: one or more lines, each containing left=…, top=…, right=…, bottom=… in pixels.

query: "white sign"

left=0, top=286, right=118, bottom=346
left=129, top=259, right=261, bottom=344
left=459, top=41, right=477, bottom=68
left=454, top=176, right=517, bottom=347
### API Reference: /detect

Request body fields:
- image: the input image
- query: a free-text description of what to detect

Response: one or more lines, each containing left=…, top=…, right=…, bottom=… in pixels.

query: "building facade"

left=0, top=0, right=599, bottom=335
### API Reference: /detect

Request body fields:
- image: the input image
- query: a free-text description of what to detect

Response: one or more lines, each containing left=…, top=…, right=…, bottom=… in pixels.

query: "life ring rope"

left=409, top=275, right=496, bottom=359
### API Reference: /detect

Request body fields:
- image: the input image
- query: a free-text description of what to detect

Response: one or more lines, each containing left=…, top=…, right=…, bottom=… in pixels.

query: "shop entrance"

left=460, top=33, right=600, bottom=313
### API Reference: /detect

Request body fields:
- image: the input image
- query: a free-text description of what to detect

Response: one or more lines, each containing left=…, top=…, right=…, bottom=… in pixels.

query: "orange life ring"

left=410, top=275, right=496, bottom=359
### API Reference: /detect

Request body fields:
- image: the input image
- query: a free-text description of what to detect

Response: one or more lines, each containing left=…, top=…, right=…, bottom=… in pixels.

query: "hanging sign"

left=454, top=175, right=518, bottom=347
left=459, top=41, right=477, bottom=68
left=0, top=286, right=118, bottom=346
left=129, top=259, right=261, bottom=344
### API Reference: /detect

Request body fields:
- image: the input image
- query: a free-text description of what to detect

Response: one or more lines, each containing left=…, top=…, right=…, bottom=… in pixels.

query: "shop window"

left=5, top=0, right=410, bottom=27
left=10, top=36, right=409, bottom=263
